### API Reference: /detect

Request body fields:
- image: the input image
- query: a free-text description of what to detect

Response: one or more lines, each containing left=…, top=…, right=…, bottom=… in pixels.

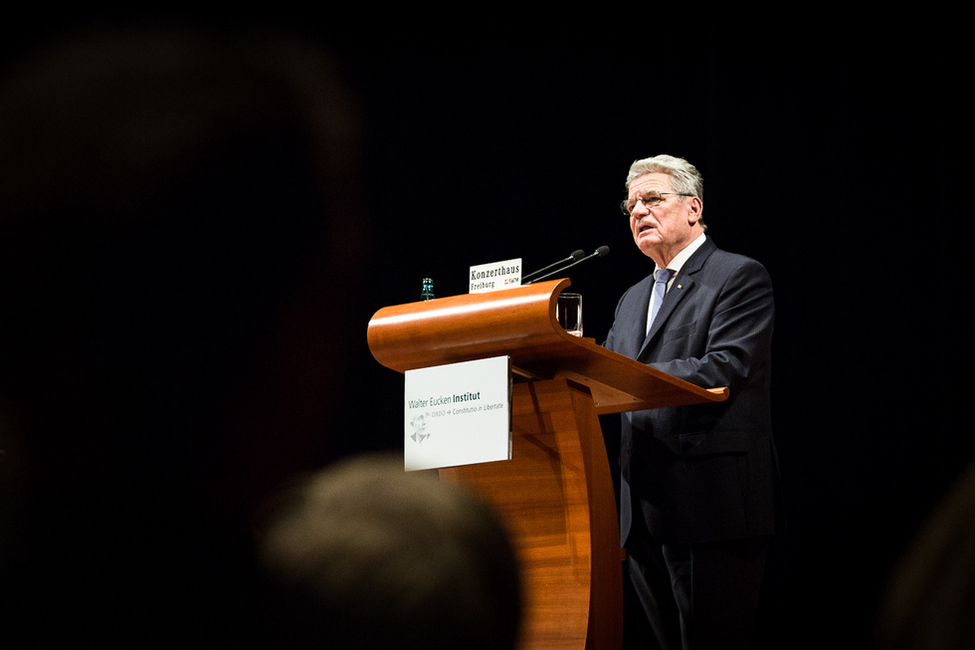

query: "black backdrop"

left=3, top=14, right=966, bottom=649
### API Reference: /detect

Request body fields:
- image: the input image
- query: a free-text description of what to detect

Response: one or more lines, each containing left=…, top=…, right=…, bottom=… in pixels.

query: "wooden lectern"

left=367, top=279, right=728, bottom=650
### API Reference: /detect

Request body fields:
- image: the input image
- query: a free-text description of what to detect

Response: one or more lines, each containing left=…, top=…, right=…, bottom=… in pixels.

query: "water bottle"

left=420, top=278, right=435, bottom=301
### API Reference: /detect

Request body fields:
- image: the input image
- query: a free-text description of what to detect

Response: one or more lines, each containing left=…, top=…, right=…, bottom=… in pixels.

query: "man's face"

left=627, top=172, right=702, bottom=266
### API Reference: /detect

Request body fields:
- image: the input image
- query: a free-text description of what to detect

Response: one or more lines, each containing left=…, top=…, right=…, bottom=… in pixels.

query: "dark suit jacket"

left=604, top=237, right=776, bottom=546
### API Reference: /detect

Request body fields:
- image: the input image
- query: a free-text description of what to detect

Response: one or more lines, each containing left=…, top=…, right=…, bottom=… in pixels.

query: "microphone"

left=522, top=249, right=585, bottom=283
left=526, top=245, right=609, bottom=284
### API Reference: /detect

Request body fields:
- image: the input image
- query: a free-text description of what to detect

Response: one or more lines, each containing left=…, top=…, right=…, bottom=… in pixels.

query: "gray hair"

left=625, top=154, right=704, bottom=200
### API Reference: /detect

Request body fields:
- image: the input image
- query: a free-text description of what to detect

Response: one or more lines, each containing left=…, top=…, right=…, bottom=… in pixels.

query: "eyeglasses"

left=620, top=192, right=694, bottom=216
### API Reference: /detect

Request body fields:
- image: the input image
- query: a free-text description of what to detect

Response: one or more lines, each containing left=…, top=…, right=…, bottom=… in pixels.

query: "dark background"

left=3, top=13, right=966, bottom=649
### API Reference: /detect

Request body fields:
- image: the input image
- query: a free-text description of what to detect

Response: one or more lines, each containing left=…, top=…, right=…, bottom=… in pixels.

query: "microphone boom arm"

left=522, top=249, right=585, bottom=283
left=526, top=245, right=609, bottom=284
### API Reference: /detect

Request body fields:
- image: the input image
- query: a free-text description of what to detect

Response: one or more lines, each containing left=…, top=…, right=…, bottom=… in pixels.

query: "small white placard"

left=469, top=257, right=522, bottom=294
left=404, top=356, right=512, bottom=471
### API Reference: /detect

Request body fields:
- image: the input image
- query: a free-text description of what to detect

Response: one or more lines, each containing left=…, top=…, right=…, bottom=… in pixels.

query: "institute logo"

left=409, top=413, right=430, bottom=443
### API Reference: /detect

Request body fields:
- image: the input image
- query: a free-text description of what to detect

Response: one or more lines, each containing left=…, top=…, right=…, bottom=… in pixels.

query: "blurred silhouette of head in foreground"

left=0, top=23, right=367, bottom=642
left=258, top=452, right=523, bottom=649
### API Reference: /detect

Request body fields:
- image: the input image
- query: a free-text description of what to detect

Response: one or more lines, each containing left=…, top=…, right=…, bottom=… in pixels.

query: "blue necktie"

left=647, top=267, right=672, bottom=332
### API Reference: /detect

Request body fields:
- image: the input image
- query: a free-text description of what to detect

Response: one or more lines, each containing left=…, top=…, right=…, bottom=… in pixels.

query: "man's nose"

left=632, top=202, right=652, bottom=218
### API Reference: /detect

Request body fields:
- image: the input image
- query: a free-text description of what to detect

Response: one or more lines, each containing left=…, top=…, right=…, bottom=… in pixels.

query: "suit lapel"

left=619, top=277, right=653, bottom=360
left=638, top=239, right=716, bottom=359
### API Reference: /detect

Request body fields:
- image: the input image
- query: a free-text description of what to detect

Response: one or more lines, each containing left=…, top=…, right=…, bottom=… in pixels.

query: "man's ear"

left=686, top=196, right=703, bottom=225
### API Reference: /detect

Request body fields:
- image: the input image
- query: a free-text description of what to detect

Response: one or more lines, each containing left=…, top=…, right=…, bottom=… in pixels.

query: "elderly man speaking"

left=604, top=154, right=779, bottom=650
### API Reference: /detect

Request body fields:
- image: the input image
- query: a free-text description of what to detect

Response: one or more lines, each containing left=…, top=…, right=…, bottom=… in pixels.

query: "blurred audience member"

left=877, top=459, right=975, bottom=650
left=257, top=453, right=523, bottom=649
left=0, top=23, right=366, bottom=643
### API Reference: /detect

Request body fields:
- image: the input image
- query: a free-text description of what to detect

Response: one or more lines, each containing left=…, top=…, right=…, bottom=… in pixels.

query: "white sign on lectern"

left=469, top=258, right=522, bottom=294
left=403, top=356, right=512, bottom=471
